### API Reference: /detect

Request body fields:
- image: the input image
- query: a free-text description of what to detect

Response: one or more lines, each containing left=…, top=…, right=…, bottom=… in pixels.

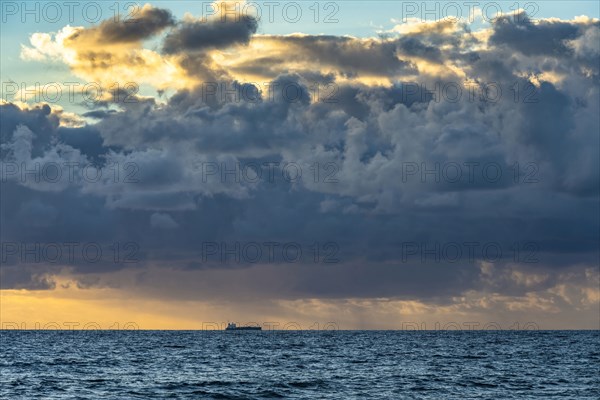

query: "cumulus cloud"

left=68, top=4, right=175, bottom=45
left=490, top=12, right=582, bottom=56
left=162, top=14, right=258, bottom=54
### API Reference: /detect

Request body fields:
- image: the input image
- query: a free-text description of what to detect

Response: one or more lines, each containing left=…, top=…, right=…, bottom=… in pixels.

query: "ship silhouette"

left=225, top=322, right=262, bottom=331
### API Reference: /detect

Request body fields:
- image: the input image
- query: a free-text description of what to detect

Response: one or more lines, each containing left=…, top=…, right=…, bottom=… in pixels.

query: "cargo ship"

left=225, top=322, right=262, bottom=331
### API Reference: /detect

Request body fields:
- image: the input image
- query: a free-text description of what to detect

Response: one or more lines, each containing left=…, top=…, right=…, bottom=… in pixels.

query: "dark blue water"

left=1, top=331, right=599, bottom=399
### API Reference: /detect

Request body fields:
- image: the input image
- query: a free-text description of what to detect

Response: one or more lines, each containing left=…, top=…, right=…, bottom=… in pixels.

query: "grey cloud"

left=255, top=35, right=417, bottom=77
left=68, top=6, right=175, bottom=44
left=490, top=12, right=582, bottom=56
left=396, top=36, right=443, bottom=62
left=163, top=16, right=258, bottom=53
left=1, top=13, right=598, bottom=307
left=0, top=266, right=56, bottom=290
left=0, top=103, right=56, bottom=158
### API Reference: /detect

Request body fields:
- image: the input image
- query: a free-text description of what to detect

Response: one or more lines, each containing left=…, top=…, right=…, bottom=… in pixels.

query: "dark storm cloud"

left=0, top=103, right=56, bottom=158
left=490, top=12, right=582, bottom=56
left=255, top=35, right=417, bottom=76
left=101, top=6, right=175, bottom=42
left=57, top=126, right=112, bottom=164
left=0, top=266, right=56, bottom=290
left=162, top=16, right=258, bottom=53
left=1, top=12, right=598, bottom=307
left=68, top=6, right=175, bottom=44
left=105, top=6, right=175, bottom=42
left=396, top=36, right=443, bottom=62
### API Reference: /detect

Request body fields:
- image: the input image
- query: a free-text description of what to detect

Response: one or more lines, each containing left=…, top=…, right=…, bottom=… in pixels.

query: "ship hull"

left=225, top=327, right=262, bottom=331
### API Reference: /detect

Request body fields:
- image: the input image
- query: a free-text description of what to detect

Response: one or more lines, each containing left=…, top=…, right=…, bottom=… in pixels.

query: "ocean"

left=1, top=330, right=599, bottom=399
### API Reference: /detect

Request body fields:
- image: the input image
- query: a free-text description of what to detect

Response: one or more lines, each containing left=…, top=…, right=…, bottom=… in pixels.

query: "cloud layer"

left=2, top=5, right=599, bottom=327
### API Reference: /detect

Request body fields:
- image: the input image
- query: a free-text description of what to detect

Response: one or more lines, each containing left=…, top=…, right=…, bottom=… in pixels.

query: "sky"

left=0, top=1, right=599, bottom=330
